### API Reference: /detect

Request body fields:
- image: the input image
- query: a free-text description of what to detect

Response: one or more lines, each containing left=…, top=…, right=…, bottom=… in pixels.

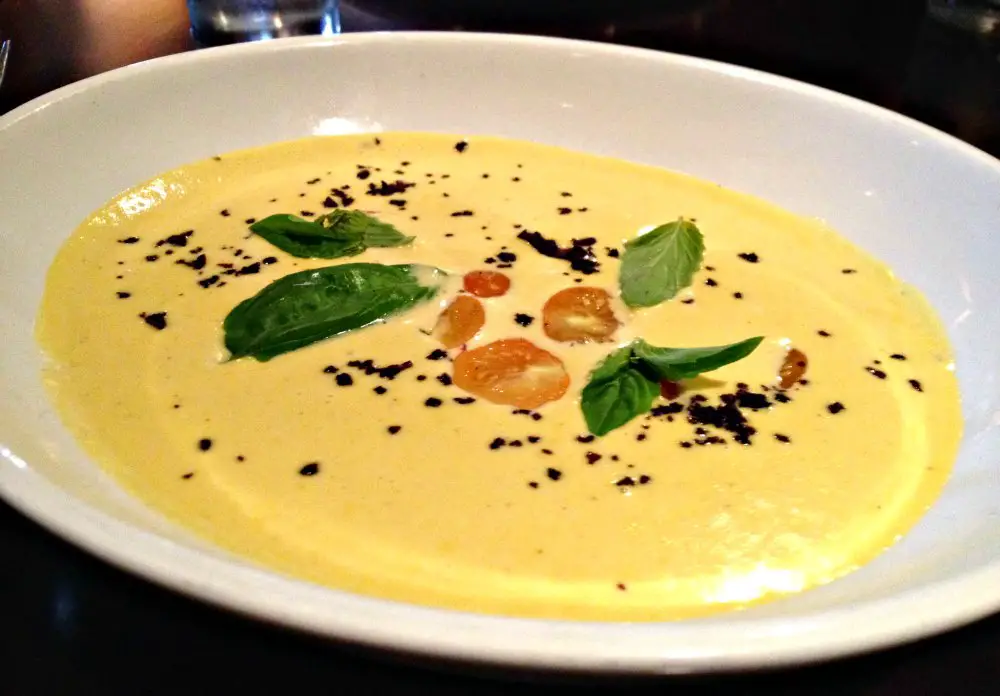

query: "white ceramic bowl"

left=2, top=33, right=1000, bottom=675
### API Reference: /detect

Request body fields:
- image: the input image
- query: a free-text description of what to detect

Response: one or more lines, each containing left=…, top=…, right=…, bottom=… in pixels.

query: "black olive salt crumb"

left=775, top=433, right=791, bottom=443
left=298, top=462, right=320, bottom=476
left=436, top=373, right=452, bottom=386
left=738, top=252, right=760, bottom=263
left=489, top=438, right=506, bottom=450
left=198, top=438, right=212, bottom=452
left=909, top=379, right=924, bottom=392
left=373, top=386, right=388, bottom=395
left=335, top=373, right=354, bottom=387
left=454, top=140, right=468, bottom=153
left=454, top=397, right=476, bottom=405
left=181, top=472, right=194, bottom=480
left=891, top=353, right=907, bottom=361
left=867, top=367, right=888, bottom=379
left=546, top=468, right=562, bottom=481
left=514, top=313, right=534, bottom=327
left=424, top=397, right=443, bottom=408
left=388, top=425, right=402, bottom=435
left=140, top=312, right=167, bottom=330
left=576, top=434, right=596, bottom=443
left=116, top=291, right=131, bottom=299
left=827, top=402, right=846, bottom=414
left=616, top=476, right=636, bottom=487
left=426, top=349, right=448, bottom=361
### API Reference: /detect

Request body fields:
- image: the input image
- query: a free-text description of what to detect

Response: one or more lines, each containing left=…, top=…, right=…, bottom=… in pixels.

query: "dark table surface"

left=2, top=1, right=1000, bottom=693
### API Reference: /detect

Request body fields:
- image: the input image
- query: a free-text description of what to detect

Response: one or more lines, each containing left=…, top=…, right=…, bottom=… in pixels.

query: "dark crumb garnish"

left=454, top=397, right=476, bottom=405
left=489, top=438, right=506, bottom=450
left=615, top=476, right=636, bottom=487
left=541, top=448, right=554, bottom=455
left=198, top=438, right=212, bottom=452
left=181, top=472, right=194, bottom=480
left=454, top=140, right=468, bottom=153
left=510, top=440, right=523, bottom=447
left=387, top=425, right=402, bottom=435
left=841, top=268, right=857, bottom=274
left=424, top=397, right=443, bottom=408
left=558, top=207, right=572, bottom=215
left=516, top=230, right=600, bottom=275
left=681, top=298, right=695, bottom=305
left=346, top=359, right=415, bottom=380
left=546, top=468, right=563, bottom=481
left=890, top=353, right=907, bottom=361
left=528, top=481, right=539, bottom=489
left=818, top=330, right=832, bottom=337
left=827, top=402, right=846, bottom=414
left=909, top=379, right=924, bottom=392
left=616, top=583, right=627, bottom=591
left=322, top=365, right=338, bottom=374
left=451, top=210, right=474, bottom=217
left=514, top=313, right=534, bottom=327
left=140, top=312, right=167, bottom=330
left=298, top=462, right=320, bottom=476
left=116, top=291, right=131, bottom=299
left=738, top=252, right=760, bottom=263
left=528, top=436, right=541, bottom=444
left=373, top=386, right=388, bottom=395
left=436, top=373, right=452, bottom=386
left=335, top=373, right=354, bottom=387
left=705, top=278, right=718, bottom=287
left=426, top=349, right=448, bottom=361
left=733, top=292, right=743, bottom=299
left=774, top=433, right=791, bottom=443
left=577, top=434, right=596, bottom=443
left=866, top=367, right=887, bottom=379
left=586, top=452, right=602, bottom=465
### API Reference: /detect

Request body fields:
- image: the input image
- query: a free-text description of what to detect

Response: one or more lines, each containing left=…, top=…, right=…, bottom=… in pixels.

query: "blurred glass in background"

left=187, top=0, right=341, bottom=46
left=928, top=0, right=1000, bottom=36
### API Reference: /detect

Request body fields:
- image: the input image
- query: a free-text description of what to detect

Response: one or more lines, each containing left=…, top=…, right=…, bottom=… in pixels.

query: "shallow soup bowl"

left=2, top=32, right=1000, bottom=675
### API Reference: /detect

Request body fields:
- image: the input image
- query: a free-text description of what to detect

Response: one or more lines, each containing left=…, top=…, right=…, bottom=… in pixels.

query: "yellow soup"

left=37, top=133, right=961, bottom=620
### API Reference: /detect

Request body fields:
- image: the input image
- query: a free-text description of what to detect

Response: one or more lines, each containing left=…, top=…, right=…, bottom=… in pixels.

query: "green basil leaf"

left=250, top=211, right=413, bottom=259
left=619, top=219, right=704, bottom=308
left=588, top=344, right=634, bottom=383
left=316, top=209, right=414, bottom=249
left=631, top=336, right=764, bottom=381
left=581, top=365, right=660, bottom=436
left=580, top=335, right=764, bottom=436
left=224, top=263, right=444, bottom=361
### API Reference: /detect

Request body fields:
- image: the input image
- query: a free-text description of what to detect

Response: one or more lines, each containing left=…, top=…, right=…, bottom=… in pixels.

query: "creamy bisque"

left=37, top=134, right=961, bottom=620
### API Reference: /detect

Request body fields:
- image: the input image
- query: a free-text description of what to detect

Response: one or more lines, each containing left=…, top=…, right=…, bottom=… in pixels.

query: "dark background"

left=2, top=1, right=1000, bottom=693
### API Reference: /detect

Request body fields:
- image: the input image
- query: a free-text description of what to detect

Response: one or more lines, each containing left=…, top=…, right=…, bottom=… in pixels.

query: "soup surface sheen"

left=37, top=133, right=961, bottom=620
